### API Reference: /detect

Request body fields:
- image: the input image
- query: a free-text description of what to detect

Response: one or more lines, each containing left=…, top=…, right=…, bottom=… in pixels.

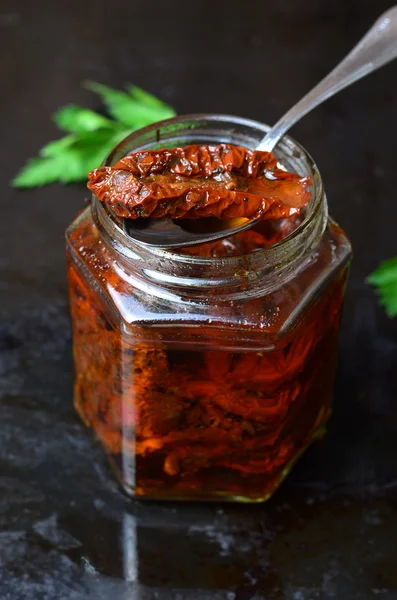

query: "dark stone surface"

left=1, top=0, right=397, bottom=598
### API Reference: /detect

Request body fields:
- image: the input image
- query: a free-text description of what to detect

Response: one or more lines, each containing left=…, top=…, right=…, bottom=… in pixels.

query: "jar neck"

left=91, top=114, right=328, bottom=301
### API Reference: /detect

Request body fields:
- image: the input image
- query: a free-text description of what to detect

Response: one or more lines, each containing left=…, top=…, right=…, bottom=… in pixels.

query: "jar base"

left=109, top=423, right=329, bottom=504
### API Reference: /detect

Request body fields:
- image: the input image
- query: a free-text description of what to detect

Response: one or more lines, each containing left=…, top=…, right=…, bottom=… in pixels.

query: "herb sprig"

left=12, top=81, right=175, bottom=188
left=368, top=258, right=397, bottom=317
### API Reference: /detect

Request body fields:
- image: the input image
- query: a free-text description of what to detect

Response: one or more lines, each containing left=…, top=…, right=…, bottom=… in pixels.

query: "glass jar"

left=66, top=114, right=352, bottom=502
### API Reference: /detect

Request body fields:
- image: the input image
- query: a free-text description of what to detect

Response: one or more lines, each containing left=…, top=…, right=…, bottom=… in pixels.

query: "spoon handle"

left=257, top=6, right=397, bottom=152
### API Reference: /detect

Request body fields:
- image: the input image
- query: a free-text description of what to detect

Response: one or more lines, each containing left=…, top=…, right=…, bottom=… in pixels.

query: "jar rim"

left=92, top=114, right=327, bottom=298
left=93, top=113, right=325, bottom=269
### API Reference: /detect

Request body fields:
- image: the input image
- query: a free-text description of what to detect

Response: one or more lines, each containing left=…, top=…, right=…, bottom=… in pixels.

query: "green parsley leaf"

left=12, top=82, right=176, bottom=188
left=53, top=105, right=114, bottom=133
left=41, top=134, right=76, bottom=157
left=13, top=156, right=66, bottom=188
left=85, top=81, right=175, bottom=128
left=13, top=128, right=131, bottom=187
left=368, top=257, right=397, bottom=317
left=127, top=85, right=172, bottom=110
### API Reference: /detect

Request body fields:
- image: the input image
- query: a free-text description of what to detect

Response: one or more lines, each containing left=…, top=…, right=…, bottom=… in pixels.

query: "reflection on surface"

left=40, top=489, right=397, bottom=599
left=118, top=505, right=275, bottom=597
left=122, top=512, right=138, bottom=582
left=60, top=503, right=274, bottom=597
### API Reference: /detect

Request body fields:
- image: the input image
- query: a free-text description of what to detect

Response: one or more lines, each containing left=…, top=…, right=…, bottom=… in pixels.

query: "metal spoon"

left=124, top=5, right=397, bottom=248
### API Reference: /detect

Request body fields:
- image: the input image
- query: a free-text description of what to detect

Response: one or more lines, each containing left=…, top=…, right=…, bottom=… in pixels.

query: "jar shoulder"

left=66, top=208, right=351, bottom=346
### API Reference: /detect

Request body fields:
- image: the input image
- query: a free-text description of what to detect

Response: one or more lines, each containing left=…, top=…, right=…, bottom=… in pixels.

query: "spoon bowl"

left=123, top=216, right=253, bottom=248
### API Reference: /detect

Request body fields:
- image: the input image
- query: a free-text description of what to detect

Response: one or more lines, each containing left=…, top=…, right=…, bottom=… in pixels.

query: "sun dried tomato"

left=87, top=144, right=311, bottom=220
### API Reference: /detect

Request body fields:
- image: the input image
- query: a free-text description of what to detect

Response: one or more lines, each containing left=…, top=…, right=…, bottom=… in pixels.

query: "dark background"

left=1, top=1, right=397, bottom=598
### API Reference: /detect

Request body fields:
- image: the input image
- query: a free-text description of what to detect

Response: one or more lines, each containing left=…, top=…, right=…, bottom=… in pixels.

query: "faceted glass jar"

left=66, top=115, right=352, bottom=502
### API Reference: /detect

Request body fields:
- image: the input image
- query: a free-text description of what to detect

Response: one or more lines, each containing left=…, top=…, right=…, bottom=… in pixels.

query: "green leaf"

left=12, top=81, right=176, bottom=188
left=53, top=104, right=114, bottom=133
left=368, top=257, right=397, bottom=317
left=84, top=81, right=141, bottom=127
left=41, top=134, right=77, bottom=157
left=13, top=128, right=131, bottom=187
left=58, top=129, right=130, bottom=183
left=128, top=85, right=176, bottom=121
left=12, top=156, right=65, bottom=188
left=128, top=84, right=174, bottom=112
left=85, top=81, right=175, bottom=128
left=368, top=257, right=397, bottom=285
